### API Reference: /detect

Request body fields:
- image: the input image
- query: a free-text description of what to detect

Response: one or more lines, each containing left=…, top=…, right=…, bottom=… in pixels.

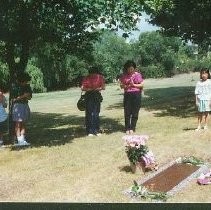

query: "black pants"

left=85, top=91, right=102, bottom=135
left=123, top=92, right=141, bottom=131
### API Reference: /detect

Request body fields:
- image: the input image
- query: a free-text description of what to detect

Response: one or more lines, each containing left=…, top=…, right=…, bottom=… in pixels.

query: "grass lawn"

left=0, top=72, right=211, bottom=202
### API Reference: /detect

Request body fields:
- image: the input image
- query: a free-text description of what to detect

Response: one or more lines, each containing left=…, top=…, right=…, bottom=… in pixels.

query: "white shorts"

left=198, top=100, right=211, bottom=112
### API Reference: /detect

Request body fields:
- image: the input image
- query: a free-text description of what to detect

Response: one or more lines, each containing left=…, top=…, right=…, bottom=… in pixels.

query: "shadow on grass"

left=26, top=112, right=85, bottom=147
left=10, top=86, right=196, bottom=150
left=106, top=102, right=123, bottom=110
left=119, top=165, right=134, bottom=173
left=105, top=86, right=197, bottom=118
left=183, top=127, right=196, bottom=131
left=10, top=112, right=124, bottom=148
left=142, top=86, right=197, bottom=118
left=101, top=116, right=125, bottom=134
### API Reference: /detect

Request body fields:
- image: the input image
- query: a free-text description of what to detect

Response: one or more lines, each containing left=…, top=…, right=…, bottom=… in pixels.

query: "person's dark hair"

left=88, top=65, right=102, bottom=74
left=0, top=85, right=5, bottom=92
left=200, top=68, right=210, bottom=79
left=123, top=60, right=137, bottom=73
left=16, top=72, right=31, bottom=83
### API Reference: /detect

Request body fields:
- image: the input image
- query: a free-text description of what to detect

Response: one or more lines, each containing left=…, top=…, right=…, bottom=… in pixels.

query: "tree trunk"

left=6, top=40, right=29, bottom=78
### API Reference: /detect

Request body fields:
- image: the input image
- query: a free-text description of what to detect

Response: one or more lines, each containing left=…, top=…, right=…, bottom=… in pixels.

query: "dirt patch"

left=142, top=163, right=199, bottom=192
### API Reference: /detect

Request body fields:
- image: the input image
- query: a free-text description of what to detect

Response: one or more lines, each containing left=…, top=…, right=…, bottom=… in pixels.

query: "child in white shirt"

left=195, top=68, right=211, bottom=131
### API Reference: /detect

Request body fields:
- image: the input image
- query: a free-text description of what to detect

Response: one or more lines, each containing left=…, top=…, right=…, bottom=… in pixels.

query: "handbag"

left=77, top=92, right=86, bottom=111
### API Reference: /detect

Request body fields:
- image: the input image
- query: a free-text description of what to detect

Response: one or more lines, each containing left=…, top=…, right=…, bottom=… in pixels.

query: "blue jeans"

left=85, top=91, right=101, bottom=134
left=123, top=92, right=142, bottom=131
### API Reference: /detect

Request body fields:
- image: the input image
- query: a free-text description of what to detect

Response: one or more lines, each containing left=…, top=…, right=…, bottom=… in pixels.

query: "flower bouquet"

left=123, top=135, right=158, bottom=173
left=197, top=170, right=211, bottom=185
left=130, top=180, right=168, bottom=202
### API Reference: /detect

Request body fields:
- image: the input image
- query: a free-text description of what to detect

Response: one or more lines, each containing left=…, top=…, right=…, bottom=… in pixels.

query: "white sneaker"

left=88, top=134, right=94, bottom=137
left=96, top=133, right=102, bottom=136
left=126, top=130, right=130, bottom=135
left=204, top=125, right=208, bottom=130
left=0, top=140, right=4, bottom=149
left=15, top=140, right=30, bottom=146
left=129, top=130, right=134, bottom=134
left=21, top=140, right=30, bottom=146
left=195, top=126, right=201, bottom=131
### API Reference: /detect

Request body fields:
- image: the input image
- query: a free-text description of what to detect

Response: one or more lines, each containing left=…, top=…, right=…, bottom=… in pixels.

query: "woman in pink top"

left=120, top=60, right=144, bottom=134
left=81, top=66, right=105, bottom=136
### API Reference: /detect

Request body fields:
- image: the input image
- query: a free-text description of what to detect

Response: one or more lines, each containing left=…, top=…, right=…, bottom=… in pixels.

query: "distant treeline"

left=1, top=31, right=211, bottom=93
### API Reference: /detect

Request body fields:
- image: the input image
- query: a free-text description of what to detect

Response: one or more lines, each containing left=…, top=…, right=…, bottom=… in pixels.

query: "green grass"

left=0, top=72, right=211, bottom=202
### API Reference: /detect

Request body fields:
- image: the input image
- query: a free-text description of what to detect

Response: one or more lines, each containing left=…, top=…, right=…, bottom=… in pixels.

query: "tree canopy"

left=0, top=0, right=143, bottom=77
left=92, top=31, right=133, bottom=82
left=144, top=0, right=211, bottom=54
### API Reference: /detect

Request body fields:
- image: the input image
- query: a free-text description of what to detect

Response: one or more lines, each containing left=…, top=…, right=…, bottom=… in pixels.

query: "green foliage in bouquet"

left=182, top=156, right=204, bottom=166
left=131, top=181, right=169, bottom=202
left=126, top=145, right=149, bottom=165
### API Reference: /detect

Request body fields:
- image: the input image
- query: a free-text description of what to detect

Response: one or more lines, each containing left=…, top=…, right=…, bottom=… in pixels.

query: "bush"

left=65, top=55, right=88, bottom=87
left=26, top=62, right=46, bottom=93
left=162, top=52, right=176, bottom=77
left=140, top=65, right=166, bottom=78
left=176, top=57, right=211, bottom=74
left=194, top=57, right=211, bottom=71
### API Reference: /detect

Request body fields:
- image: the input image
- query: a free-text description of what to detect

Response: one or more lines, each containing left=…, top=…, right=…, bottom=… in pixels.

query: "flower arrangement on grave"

left=181, top=156, right=208, bottom=185
left=130, top=181, right=168, bottom=202
left=123, top=135, right=158, bottom=171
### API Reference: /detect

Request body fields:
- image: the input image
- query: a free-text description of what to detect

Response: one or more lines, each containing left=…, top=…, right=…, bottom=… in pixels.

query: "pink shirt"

left=120, top=71, right=143, bottom=93
left=82, top=73, right=105, bottom=90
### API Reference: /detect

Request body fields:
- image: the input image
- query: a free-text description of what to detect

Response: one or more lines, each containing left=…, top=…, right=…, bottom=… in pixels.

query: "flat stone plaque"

left=125, top=157, right=209, bottom=200
left=142, top=163, right=199, bottom=192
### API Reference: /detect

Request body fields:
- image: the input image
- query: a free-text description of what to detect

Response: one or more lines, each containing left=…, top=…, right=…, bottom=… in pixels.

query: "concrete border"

left=124, top=157, right=209, bottom=202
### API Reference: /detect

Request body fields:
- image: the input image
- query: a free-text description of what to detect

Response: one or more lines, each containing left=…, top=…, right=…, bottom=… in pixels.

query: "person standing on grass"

left=0, top=87, right=8, bottom=146
left=119, top=60, right=144, bottom=135
left=11, top=72, right=32, bottom=145
left=195, top=68, right=211, bottom=131
left=81, top=65, right=105, bottom=137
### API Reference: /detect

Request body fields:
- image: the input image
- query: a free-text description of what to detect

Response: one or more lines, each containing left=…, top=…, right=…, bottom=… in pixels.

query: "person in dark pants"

left=81, top=66, right=105, bottom=136
left=119, top=60, right=144, bottom=134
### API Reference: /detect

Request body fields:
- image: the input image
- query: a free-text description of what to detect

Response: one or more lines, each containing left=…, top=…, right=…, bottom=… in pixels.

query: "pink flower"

left=141, top=151, right=155, bottom=166
left=123, top=135, right=149, bottom=147
left=128, top=143, right=136, bottom=147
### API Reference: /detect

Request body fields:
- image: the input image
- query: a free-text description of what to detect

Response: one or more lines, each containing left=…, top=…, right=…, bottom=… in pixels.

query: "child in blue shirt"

left=0, top=87, right=8, bottom=146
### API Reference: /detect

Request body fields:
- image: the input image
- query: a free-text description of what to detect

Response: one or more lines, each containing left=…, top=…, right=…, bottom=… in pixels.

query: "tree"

left=144, top=0, right=211, bottom=55
left=0, top=0, right=143, bottom=141
left=0, top=0, right=143, bottom=80
left=133, top=31, right=182, bottom=77
left=92, top=31, right=133, bottom=82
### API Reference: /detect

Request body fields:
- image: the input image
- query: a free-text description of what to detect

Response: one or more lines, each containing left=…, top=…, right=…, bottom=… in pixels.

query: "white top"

left=195, top=79, right=211, bottom=100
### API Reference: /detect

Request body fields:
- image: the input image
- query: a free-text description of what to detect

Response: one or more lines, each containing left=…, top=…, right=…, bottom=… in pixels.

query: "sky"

left=129, top=15, right=160, bottom=40
left=118, top=13, right=160, bottom=41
